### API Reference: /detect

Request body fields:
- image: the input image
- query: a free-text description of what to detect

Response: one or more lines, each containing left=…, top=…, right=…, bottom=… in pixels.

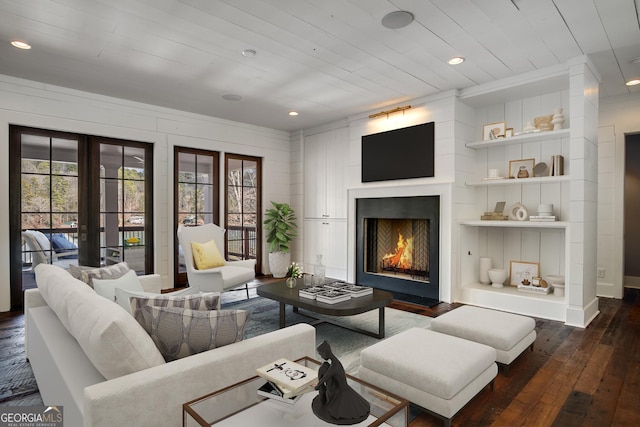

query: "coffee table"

left=256, top=281, right=393, bottom=338
left=183, top=357, right=408, bottom=426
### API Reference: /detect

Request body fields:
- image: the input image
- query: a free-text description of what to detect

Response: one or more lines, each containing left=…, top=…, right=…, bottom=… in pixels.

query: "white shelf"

left=460, top=220, right=569, bottom=229
left=461, top=282, right=567, bottom=321
left=466, top=175, right=569, bottom=186
left=466, top=128, right=570, bottom=149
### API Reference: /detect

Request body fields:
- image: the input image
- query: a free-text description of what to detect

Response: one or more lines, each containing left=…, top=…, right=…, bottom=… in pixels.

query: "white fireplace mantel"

left=347, top=182, right=453, bottom=303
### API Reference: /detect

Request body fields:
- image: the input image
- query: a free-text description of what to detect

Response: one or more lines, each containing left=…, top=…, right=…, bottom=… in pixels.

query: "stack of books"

left=342, top=285, right=373, bottom=297
left=316, top=289, right=351, bottom=304
left=298, top=286, right=327, bottom=300
left=549, top=155, right=564, bottom=176
left=529, top=215, right=557, bottom=222
left=323, top=281, right=353, bottom=291
left=256, top=358, right=317, bottom=403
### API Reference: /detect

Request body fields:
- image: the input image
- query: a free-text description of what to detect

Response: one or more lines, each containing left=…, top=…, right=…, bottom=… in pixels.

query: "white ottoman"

left=359, top=328, right=497, bottom=427
left=430, top=305, right=536, bottom=374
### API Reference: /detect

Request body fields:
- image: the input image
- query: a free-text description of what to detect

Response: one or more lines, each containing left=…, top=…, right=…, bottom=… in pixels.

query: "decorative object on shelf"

left=504, top=128, right=514, bottom=137
left=264, top=201, right=297, bottom=278
left=534, top=114, right=554, bottom=131
left=312, top=340, right=370, bottom=425
left=546, top=274, right=565, bottom=297
left=517, top=283, right=551, bottom=294
left=522, top=121, right=538, bottom=133
left=533, top=162, right=548, bottom=177
left=479, top=257, right=492, bottom=284
left=481, top=201, right=507, bottom=220
left=313, top=254, right=326, bottom=286
left=488, top=168, right=500, bottom=178
left=551, top=107, right=565, bottom=130
left=508, top=203, right=529, bottom=221
left=548, top=154, right=565, bottom=176
left=537, top=204, right=554, bottom=216
left=488, top=268, right=507, bottom=288
left=509, top=261, right=540, bottom=287
left=509, top=158, right=535, bottom=179
left=482, top=121, right=506, bottom=141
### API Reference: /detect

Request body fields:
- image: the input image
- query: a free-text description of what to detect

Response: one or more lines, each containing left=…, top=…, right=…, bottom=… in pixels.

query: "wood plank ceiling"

left=0, top=0, right=638, bottom=131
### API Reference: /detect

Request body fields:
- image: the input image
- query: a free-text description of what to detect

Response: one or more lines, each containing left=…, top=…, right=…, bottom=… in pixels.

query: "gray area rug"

left=222, top=296, right=432, bottom=374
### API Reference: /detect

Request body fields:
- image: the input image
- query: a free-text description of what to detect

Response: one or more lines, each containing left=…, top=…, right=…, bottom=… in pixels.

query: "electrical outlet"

left=597, top=268, right=605, bottom=279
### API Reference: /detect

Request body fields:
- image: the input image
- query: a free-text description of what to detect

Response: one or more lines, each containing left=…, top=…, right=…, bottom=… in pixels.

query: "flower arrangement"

left=286, top=262, right=303, bottom=279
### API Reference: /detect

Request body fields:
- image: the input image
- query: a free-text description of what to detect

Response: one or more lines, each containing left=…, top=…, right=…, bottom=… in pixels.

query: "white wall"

left=598, top=93, right=640, bottom=298
left=0, top=74, right=292, bottom=312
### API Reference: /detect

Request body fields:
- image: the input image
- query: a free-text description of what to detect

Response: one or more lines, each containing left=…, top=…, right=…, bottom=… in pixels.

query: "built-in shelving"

left=466, top=128, right=570, bottom=149
left=466, top=175, right=570, bottom=186
left=459, top=220, right=569, bottom=229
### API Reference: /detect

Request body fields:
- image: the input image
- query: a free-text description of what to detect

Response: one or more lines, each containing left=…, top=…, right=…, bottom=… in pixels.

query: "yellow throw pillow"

left=191, top=240, right=225, bottom=270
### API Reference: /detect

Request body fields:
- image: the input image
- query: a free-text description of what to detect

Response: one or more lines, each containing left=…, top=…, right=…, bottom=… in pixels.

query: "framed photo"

left=482, top=122, right=506, bottom=141
left=505, top=128, right=514, bottom=138
left=508, top=158, right=535, bottom=179
left=510, top=261, right=540, bottom=286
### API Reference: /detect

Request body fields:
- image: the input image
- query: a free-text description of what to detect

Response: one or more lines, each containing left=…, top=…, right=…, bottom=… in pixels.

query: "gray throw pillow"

left=133, top=306, right=248, bottom=361
left=69, top=262, right=130, bottom=288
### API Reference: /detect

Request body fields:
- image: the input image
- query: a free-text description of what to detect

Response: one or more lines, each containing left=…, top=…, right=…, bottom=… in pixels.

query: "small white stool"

left=359, top=328, right=497, bottom=427
left=430, top=305, right=536, bottom=375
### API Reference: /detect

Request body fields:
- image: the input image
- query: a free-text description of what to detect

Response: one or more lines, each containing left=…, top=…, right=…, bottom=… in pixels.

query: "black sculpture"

left=312, top=340, right=370, bottom=425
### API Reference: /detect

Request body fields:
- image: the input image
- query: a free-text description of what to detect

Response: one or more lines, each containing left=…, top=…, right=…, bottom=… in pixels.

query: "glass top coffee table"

left=257, top=281, right=394, bottom=338
left=183, top=357, right=408, bottom=427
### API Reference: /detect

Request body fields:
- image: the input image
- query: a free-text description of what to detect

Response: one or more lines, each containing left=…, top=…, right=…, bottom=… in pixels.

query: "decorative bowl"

left=488, top=268, right=507, bottom=288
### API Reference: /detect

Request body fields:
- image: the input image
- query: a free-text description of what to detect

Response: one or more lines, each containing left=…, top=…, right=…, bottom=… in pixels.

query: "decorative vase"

left=479, top=257, right=492, bottom=285
left=313, top=254, right=326, bottom=286
left=286, top=277, right=297, bottom=288
left=268, top=251, right=290, bottom=278
left=552, top=107, right=565, bottom=131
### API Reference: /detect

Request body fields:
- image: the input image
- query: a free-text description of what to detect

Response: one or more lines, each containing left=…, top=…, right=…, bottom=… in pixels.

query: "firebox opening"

left=364, top=218, right=430, bottom=283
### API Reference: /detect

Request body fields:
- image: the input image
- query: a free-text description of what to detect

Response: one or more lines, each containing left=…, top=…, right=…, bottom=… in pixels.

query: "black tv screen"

left=361, top=122, right=434, bottom=183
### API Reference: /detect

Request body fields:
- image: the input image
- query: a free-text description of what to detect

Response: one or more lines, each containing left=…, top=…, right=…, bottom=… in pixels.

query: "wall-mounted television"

left=361, top=122, right=434, bottom=183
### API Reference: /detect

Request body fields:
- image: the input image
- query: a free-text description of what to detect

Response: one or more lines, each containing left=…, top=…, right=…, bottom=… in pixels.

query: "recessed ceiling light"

left=626, top=79, right=640, bottom=86
left=241, top=49, right=256, bottom=57
left=11, top=40, right=31, bottom=50
left=381, top=11, right=414, bottom=29
left=448, top=56, right=465, bottom=65
left=222, top=94, right=242, bottom=101
left=288, top=111, right=299, bottom=116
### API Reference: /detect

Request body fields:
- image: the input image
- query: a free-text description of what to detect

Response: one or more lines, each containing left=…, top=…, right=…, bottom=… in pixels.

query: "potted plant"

left=264, top=201, right=297, bottom=278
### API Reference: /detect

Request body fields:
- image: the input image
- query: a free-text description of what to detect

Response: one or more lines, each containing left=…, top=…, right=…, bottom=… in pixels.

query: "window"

left=174, top=147, right=219, bottom=285
left=225, top=154, right=261, bottom=270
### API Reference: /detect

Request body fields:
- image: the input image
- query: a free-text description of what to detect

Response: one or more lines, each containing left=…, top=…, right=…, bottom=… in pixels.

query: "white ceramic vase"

left=479, top=257, right=492, bottom=285
left=268, top=251, right=290, bottom=278
left=488, top=268, right=508, bottom=288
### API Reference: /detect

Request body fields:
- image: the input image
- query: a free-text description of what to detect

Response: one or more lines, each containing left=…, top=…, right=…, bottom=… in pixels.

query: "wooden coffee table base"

left=278, top=304, right=386, bottom=339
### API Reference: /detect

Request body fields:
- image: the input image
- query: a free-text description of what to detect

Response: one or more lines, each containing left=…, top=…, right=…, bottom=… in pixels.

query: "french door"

left=9, top=126, right=153, bottom=310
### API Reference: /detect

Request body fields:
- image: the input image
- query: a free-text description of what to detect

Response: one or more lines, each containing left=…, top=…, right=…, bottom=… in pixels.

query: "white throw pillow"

left=34, top=264, right=166, bottom=379
left=93, top=270, right=144, bottom=302
left=114, top=286, right=199, bottom=314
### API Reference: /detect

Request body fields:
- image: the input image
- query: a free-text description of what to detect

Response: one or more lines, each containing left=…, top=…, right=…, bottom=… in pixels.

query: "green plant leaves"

left=263, top=201, right=297, bottom=253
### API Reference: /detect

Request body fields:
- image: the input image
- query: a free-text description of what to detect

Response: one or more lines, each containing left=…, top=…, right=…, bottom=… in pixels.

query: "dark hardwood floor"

left=1, top=283, right=638, bottom=426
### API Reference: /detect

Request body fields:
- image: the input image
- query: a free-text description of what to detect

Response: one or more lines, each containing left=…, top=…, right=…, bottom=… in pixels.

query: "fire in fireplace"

left=364, top=218, right=429, bottom=282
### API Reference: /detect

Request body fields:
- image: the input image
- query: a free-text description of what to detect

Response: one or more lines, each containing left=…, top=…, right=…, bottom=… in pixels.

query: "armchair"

left=22, top=230, right=78, bottom=271
left=177, top=223, right=256, bottom=297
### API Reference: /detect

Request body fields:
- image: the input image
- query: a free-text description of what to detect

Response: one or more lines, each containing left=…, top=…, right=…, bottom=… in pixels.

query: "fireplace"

left=356, top=196, right=439, bottom=300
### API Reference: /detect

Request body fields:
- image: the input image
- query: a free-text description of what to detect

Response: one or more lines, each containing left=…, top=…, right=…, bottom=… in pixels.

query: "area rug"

left=221, top=296, right=432, bottom=374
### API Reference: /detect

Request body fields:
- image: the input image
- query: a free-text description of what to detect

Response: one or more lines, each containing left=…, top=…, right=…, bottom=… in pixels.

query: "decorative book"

left=316, top=290, right=352, bottom=304
left=342, top=285, right=373, bottom=297
left=256, top=358, right=317, bottom=397
left=257, top=381, right=303, bottom=404
left=298, top=286, right=327, bottom=300
left=323, top=281, right=353, bottom=290
left=517, top=284, right=551, bottom=294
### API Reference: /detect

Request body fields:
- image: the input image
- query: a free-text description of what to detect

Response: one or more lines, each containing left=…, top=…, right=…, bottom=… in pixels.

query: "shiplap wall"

left=0, top=74, right=291, bottom=312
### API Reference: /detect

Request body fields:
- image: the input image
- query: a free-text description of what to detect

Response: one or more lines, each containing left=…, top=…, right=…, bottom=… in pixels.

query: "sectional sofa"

left=24, top=264, right=316, bottom=426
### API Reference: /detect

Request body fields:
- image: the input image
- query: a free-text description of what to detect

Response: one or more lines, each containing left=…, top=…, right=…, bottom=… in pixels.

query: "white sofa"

left=24, top=265, right=316, bottom=427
